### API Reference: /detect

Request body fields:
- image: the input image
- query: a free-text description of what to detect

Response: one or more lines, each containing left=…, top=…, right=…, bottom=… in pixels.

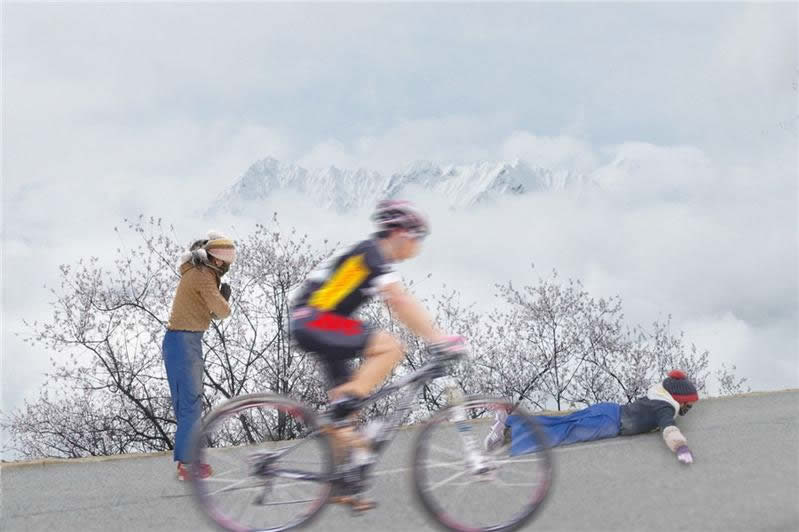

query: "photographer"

left=162, top=231, right=235, bottom=481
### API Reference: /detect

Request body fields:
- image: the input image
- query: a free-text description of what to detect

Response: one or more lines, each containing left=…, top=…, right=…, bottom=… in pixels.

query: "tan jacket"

left=167, top=263, right=231, bottom=331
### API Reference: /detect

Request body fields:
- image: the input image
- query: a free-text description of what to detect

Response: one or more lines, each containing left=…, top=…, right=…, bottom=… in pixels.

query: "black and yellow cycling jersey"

left=291, top=239, right=398, bottom=317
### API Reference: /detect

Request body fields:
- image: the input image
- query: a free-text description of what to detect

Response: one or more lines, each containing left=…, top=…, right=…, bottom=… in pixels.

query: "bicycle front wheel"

left=412, top=396, right=553, bottom=532
left=190, top=393, right=334, bottom=532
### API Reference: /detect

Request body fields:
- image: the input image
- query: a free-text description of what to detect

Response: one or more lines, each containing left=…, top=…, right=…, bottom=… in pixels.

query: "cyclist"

left=290, top=200, right=462, bottom=507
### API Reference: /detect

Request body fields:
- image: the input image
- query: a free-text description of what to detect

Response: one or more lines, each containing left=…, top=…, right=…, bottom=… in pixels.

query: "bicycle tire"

left=412, top=396, right=554, bottom=532
left=190, top=393, right=334, bottom=532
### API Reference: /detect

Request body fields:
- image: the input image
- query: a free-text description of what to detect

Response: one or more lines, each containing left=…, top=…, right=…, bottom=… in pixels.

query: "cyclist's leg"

left=291, top=311, right=400, bottom=460
left=318, top=357, right=358, bottom=463
left=310, top=328, right=401, bottom=465
left=329, top=330, right=403, bottom=400
left=319, top=355, right=353, bottom=390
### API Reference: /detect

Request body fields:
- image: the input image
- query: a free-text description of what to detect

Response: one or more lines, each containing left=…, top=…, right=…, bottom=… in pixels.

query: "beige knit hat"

left=205, top=231, right=236, bottom=264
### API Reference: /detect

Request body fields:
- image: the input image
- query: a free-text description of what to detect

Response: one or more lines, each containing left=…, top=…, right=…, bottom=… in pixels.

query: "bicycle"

left=189, top=346, right=553, bottom=532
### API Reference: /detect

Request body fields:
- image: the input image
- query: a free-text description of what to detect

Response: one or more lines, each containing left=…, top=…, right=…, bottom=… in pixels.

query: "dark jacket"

left=619, top=398, right=677, bottom=435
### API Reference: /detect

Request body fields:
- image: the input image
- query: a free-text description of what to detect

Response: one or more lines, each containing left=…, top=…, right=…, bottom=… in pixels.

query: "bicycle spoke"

left=257, top=497, right=319, bottom=507
left=493, top=457, right=545, bottom=466
left=414, top=397, right=552, bottom=532
left=208, top=476, right=263, bottom=496
left=452, top=480, right=472, bottom=495
left=428, top=443, right=464, bottom=460
left=202, top=474, right=250, bottom=484
left=493, top=472, right=541, bottom=488
left=495, top=481, right=541, bottom=488
left=421, top=459, right=464, bottom=471
left=205, top=449, right=245, bottom=468
left=191, top=396, right=333, bottom=532
left=206, top=460, right=249, bottom=479
left=486, top=443, right=512, bottom=459
left=424, top=469, right=468, bottom=492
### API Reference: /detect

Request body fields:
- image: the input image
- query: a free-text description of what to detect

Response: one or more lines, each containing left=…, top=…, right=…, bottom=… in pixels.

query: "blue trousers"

left=162, top=330, right=205, bottom=463
left=509, top=402, right=621, bottom=455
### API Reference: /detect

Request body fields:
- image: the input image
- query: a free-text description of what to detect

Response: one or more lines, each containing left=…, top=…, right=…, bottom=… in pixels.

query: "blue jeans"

left=162, top=330, right=205, bottom=463
left=509, top=402, right=622, bottom=455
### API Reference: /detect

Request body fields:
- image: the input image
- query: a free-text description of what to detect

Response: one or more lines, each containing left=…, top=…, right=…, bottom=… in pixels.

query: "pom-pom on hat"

left=205, top=231, right=236, bottom=264
left=662, top=370, right=699, bottom=404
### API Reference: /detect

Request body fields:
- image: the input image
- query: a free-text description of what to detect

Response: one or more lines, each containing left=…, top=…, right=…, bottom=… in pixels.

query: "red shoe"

left=176, top=462, right=213, bottom=481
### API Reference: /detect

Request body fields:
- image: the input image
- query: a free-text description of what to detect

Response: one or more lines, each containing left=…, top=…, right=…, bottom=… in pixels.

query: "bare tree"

left=484, top=269, right=745, bottom=410
left=714, top=363, right=750, bottom=396
left=3, top=216, right=329, bottom=458
left=6, top=217, right=182, bottom=457
left=3, top=384, right=177, bottom=458
left=487, top=271, right=623, bottom=410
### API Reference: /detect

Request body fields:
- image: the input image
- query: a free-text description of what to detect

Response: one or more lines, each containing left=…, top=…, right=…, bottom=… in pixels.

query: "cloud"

left=714, top=4, right=797, bottom=92
left=501, top=132, right=599, bottom=174
left=298, top=140, right=362, bottom=173
left=592, top=142, right=716, bottom=201
left=681, top=311, right=798, bottom=393
left=2, top=3, right=796, bottom=414
left=298, top=115, right=511, bottom=175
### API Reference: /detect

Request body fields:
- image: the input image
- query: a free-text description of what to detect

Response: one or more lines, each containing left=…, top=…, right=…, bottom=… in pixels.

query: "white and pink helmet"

left=371, top=200, right=430, bottom=238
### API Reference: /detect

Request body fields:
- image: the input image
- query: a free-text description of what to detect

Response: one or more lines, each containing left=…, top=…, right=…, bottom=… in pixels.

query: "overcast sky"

left=2, top=3, right=797, bottom=414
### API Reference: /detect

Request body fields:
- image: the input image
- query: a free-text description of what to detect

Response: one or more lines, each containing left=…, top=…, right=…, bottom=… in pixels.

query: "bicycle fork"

left=442, top=377, right=492, bottom=475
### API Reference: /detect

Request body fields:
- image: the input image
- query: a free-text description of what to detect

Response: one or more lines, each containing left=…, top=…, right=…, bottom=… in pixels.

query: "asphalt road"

left=2, top=390, right=797, bottom=532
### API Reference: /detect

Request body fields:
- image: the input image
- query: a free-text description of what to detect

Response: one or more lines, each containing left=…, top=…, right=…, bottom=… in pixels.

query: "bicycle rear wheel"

left=412, top=396, right=553, bottom=532
left=190, top=393, right=334, bottom=532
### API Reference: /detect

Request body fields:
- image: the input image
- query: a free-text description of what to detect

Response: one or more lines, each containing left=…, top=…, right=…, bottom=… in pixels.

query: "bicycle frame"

left=360, top=355, right=451, bottom=446
left=262, top=353, right=465, bottom=484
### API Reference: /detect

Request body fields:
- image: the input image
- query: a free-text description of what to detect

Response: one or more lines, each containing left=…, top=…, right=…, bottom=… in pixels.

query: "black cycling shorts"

left=290, top=307, right=373, bottom=388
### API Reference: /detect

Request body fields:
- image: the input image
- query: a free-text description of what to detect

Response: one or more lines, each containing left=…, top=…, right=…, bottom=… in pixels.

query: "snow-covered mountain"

left=208, top=157, right=590, bottom=215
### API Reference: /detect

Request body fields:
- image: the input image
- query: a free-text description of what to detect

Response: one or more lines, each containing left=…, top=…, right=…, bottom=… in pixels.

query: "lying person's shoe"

left=484, top=409, right=509, bottom=451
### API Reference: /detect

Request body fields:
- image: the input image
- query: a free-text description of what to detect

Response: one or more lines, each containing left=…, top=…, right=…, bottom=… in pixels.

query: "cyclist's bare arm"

left=380, top=281, right=443, bottom=343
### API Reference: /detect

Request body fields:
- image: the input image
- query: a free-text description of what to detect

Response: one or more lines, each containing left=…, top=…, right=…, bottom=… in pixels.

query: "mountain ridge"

left=208, top=157, right=592, bottom=215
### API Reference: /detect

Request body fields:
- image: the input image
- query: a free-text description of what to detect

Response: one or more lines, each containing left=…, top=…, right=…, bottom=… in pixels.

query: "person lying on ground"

left=485, top=370, right=698, bottom=465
